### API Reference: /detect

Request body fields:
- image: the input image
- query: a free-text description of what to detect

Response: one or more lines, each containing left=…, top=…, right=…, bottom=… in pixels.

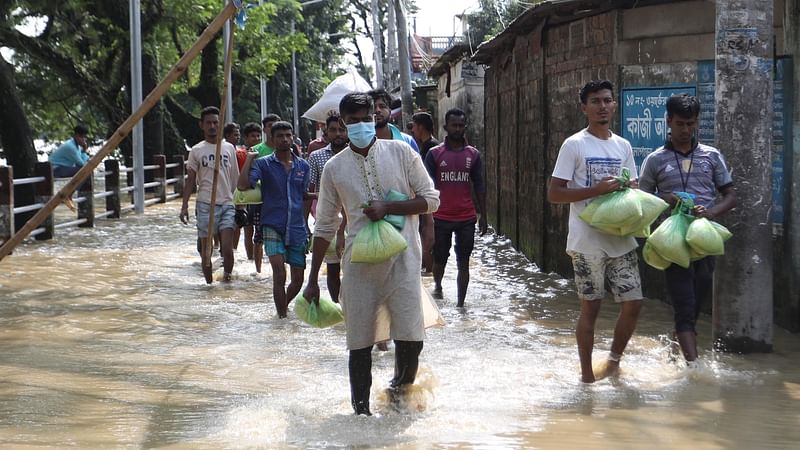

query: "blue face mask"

left=345, top=122, right=376, bottom=148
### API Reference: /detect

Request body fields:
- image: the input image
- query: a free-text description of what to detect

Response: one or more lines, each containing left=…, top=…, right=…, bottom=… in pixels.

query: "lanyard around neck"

left=673, top=150, right=695, bottom=192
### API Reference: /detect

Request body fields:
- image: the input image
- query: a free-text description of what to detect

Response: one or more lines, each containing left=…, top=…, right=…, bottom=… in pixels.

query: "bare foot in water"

left=592, top=359, right=620, bottom=381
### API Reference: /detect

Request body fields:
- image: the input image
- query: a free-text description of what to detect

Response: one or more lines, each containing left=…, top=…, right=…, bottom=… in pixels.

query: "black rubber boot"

left=349, top=345, right=373, bottom=416
left=390, top=341, right=423, bottom=388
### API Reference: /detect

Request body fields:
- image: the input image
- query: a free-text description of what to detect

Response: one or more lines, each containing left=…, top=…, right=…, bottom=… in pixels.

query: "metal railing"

left=0, top=155, right=186, bottom=243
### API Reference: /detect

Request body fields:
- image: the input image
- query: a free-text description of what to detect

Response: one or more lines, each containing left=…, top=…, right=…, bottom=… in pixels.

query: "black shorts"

left=433, top=218, right=476, bottom=265
left=247, top=204, right=263, bottom=243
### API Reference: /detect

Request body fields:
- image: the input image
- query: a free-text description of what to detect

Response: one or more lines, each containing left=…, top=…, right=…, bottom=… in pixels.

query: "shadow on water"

left=1, top=203, right=800, bottom=448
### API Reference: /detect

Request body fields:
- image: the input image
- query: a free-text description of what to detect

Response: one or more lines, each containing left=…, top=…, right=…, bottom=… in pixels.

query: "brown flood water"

left=1, top=201, right=799, bottom=449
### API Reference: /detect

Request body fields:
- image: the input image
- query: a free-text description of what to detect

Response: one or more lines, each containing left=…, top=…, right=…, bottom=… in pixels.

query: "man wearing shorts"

left=547, top=80, right=643, bottom=383
left=181, top=106, right=240, bottom=282
left=239, top=122, right=265, bottom=271
left=308, top=114, right=348, bottom=302
left=239, top=121, right=311, bottom=318
left=424, top=108, right=487, bottom=307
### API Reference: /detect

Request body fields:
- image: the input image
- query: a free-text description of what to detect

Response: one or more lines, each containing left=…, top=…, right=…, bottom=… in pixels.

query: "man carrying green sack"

left=548, top=80, right=644, bottom=384
left=639, top=94, right=737, bottom=365
left=302, top=92, right=440, bottom=416
left=294, top=294, right=344, bottom=328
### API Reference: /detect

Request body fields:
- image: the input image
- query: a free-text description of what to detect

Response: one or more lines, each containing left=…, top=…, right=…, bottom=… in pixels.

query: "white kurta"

left=315, top=139, right=440, bottom=350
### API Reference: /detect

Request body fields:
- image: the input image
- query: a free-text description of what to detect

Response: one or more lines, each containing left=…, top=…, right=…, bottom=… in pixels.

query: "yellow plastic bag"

left=351, top=219, right=408, bottom=263
left=294, top=294, right=344, bottom=328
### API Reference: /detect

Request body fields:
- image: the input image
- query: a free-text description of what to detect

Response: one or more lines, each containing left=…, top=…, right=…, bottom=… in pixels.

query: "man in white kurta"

left=303, top=92, right=439, bottom=415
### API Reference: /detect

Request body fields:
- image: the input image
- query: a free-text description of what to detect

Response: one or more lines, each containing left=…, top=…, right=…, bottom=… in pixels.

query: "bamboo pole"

left=201, top=16, right=236, bottom=284
left=0, top=2, right=238, bottom=263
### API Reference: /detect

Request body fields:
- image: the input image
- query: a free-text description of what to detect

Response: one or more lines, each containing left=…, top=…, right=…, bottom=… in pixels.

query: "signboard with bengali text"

left=620, top=86, right=697, bottom=170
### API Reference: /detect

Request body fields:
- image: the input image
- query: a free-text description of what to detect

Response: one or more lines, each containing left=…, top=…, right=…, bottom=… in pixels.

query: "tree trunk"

left=189, top=30, right=222, bottom=108
left=0, top=55, right=38, bottom=229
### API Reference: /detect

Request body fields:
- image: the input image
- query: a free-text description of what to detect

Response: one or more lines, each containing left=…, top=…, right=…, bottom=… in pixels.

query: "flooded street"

left=1, top=201, right=799, bottom=449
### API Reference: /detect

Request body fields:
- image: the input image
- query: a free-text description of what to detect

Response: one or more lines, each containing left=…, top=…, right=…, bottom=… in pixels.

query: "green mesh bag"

left=294, top=294, right=344, bottom=328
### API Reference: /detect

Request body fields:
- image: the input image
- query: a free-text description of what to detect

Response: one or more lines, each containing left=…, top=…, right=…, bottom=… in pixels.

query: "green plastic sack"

left=234, top=181, right=262, bottom=205
left=580, top=168, right=664, bottom=236
left=294, top=294, right=344, bottom=328
left=620, top=190, right=669, bottom=235
left=592, top=189, right=643, bottom=232
left=710, top=221, right=733, bottom=242
left=351, top=219, right=408, bottom=263
left=643, top=241, right=672, bottom=270
left=384, top=190, right=409, bottom=230
left=646, top=208, right=693, bottom=269
left=685, top=217, right=725, bottom=256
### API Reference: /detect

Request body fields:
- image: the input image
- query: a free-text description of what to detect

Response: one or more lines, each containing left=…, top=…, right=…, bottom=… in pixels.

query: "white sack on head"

left=302, top=67, right=372, bottom=123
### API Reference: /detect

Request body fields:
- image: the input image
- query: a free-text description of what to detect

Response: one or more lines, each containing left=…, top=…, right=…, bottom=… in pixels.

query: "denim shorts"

left=568, top=249, right=643, bottom=302
left=263, top=226, right=306, bottom=268
left=195, top=201, right=236, bottom=238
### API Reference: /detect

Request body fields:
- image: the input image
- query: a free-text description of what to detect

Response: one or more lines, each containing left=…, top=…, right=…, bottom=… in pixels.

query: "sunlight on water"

left=1, top=202, right=800, bottom=448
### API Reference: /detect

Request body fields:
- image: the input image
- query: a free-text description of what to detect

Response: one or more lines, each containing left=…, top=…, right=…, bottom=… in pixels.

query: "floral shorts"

left=568, top=250, right=643, bottom=302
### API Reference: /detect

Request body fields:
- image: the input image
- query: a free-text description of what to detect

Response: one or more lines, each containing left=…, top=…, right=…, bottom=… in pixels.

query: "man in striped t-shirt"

left=639, top=94, right=736, bottom=365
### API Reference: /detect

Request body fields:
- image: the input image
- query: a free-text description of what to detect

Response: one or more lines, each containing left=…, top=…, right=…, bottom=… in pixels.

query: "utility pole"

left=259, top=0, right=268, bottom=120
left=386, top=0, right=398, bottom=90
left=223, top=0, right=233, bottom=124
left=291, top=18, right=300, bottom=134
left=713, top=0, right=773, bottom=352
left=129, top=0, right=144, bottom=214
left=784, top=0, right=800, bottom=324
left=394, top=0, right=413, bottom=125
left=371, top=0, right=384, bottom=88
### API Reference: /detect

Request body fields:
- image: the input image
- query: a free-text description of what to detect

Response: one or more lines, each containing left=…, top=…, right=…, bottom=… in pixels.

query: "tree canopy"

left=0, top=0, right=356, bottom=165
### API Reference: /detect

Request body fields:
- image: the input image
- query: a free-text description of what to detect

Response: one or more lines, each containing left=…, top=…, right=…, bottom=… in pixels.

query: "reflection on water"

left=1, top=202, right=799, bottom=449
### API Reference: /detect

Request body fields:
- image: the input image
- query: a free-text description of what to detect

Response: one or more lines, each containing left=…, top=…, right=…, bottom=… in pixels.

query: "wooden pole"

left=202, top=16, right=236, bottom=284
left=0, top=2, right=238, bottom=263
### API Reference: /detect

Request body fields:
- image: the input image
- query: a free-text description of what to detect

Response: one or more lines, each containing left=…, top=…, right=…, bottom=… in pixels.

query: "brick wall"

left=483, top=11, right=617, bottom=276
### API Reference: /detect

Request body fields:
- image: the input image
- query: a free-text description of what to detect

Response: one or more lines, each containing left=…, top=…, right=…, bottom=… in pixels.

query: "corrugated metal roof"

left=427, top=43, right=472, bottom=78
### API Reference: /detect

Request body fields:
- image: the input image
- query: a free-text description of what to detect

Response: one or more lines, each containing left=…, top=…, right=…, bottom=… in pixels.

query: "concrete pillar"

left=154, top=154, right=167, bottom=203
left=77, top=172, right=94, bottom=228
left=713, top=0, right=773, bottom=352
left=784, top=0, right=800, bottom=329
left=0, top=166, right=13, bottom=243
left=104, top=160, right=121, bottom=219
left=34, top=162, right=53, bottom=240
left=171, top=154, right=185, bottom=197
left=394, top=0, right=414, bottom=126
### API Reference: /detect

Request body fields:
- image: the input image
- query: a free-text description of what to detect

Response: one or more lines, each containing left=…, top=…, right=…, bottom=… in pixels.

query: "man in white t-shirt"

left=547, top=80, right=644, bottom=384
left=180, top=106, right=240, bottom=282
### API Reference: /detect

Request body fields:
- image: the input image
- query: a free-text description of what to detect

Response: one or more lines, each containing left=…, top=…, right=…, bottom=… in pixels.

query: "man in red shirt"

left=424, top=108, right=488, bottom=307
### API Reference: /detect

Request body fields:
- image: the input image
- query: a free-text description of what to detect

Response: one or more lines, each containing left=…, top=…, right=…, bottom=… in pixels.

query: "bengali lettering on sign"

left=620, top=86, right=697, bottom=169
left=771, top=57, right=792, bottom=229
left=697, top=60, right=716, bottom=145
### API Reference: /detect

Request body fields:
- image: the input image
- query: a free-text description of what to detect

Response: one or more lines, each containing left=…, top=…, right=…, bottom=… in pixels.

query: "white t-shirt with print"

left=186, top=140, right=239, bottom=205
left=551, top=128, right=638, bottom=257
